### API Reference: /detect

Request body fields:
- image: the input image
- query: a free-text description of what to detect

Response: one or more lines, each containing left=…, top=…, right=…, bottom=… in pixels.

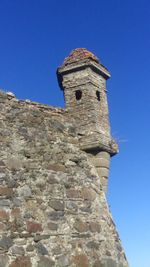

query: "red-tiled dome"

left=63, top=48, right=99, bottom=65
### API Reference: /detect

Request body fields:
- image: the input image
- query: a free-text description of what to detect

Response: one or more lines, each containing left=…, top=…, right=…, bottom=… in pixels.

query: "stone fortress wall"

left=0, top=48, right=128, bottom=267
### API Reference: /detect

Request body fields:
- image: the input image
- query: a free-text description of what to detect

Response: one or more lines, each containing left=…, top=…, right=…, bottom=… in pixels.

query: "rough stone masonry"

left=0, top=48, right=128, bottom=267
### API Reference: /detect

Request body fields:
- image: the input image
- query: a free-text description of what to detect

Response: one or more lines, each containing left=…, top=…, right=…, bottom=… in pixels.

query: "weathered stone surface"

left=0, top=187, right=13, bottom=198
left=97, top=167, right=109, bottom=177
left=26, top=221, right=42, bottom=233
left=57, top=255, right=70, bottom=266
left=11, top=245, right=25, bottom=255
left=81, top=188, right=96, bottom=201
left=0, top=236, right=13, bottom=250
left=33, top=234, right=50, bottom=242
left=26, top=244, right=34, bottom=252
left=86, top=241, right=99, bottom=249
left=101, top=258, right=117, bottom=267
left=0, top=48, right=128, bottom=267
left=18, top=185, right=32, bottom=199
left=47, top=222, right=58, bottom=231
left=37, top=256, right=55, bottom=267
left=89, top=221, right=101, bottom=232
left=47, top=176, right=59, bottom=184
left=66, top=188, right=80, bottom=198
left=47, top=211, right=64, bottom=220
left=79, top=201, right=91, bottom=213
left=9, top=256, right=31, bottom=267
left=36, top=242, right=48, bottom=255
left=93, top=260, right=103, bottom=267
left=66, top=201, right=78, bottom=211
left=0, top=255, right=9, bottom=267
left=72, top=254, right=89, bottom=267
left=11, top=208, right=21, bottom=218
left=12, top=198, right=22, bottom=207
left=0, top=161, right=5, bottom=166
left=74, top=219, right=89, bottom=232
left=0, top=222, right=5, bottom=231
left=0, top=172, right=5, bottom=179
left=52, top=245, right=61, bottom=255
left=9, top=218, right=24, bottom=232
left=7, top=157, right=22, bottom=171
left=0, top=199, right=11, bottom=207
left=90, top=157, right=109, bottom=168
left=0, top=209, right=9, bottom=221
left=49, top=200, right=64, bottom=211
left=47, top=164, right=66, bottom=172
left=98, top=151, right=110, bottom=160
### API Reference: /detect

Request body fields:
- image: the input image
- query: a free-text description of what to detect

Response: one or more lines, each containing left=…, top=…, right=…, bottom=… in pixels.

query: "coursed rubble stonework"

left=0, top=48, right=128, bottom=267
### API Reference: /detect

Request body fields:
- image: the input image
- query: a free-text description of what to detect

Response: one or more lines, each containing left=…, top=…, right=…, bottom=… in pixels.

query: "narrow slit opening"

left=75, top=90, right=82, bottom=100
left=96, top=90, right=100, bottom=101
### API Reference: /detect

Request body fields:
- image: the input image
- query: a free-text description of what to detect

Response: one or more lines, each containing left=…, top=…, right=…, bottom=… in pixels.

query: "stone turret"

left=57, top=48, right=118, bottom=193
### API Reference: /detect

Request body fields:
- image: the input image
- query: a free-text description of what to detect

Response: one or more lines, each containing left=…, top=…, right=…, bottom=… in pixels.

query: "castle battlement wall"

left=0, top=48, right=128, bottom=267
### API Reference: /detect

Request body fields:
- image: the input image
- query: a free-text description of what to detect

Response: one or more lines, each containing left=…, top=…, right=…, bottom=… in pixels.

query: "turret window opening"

left=96, top=90, right=100, bottom=101
left=75, top=90, right=82, bottom=100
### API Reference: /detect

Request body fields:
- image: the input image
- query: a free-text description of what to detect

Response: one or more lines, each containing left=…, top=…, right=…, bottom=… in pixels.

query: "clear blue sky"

left=0, top=1, right=150, bottom=266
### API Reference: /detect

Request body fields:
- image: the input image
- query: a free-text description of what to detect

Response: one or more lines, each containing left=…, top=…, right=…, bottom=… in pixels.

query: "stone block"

left=26, top=244, right=34, bottom=252
left=6, top=157, right=22, bottom=171
left=79, top=201, right=91, bottom=213
left=36, top=242, right=48, bottom=255
left=66, top=188, right=81, bottom=198
left=0, top=172, right=5, bottom=179
left=57, top=255, right=70, bottom=267
left=72, top=254, right=89, bottom=267
left=0, top=236, right=13, bottom=250
left=0, top=209, right=9, bottom=221
left=11, top=245, right=25, bottom=255
left=101, top=177, right=108, bottom=193
left=0, top=161, right=5, bottom=166
left=90, top=158, right=109, bottom=168
left=9, top=256, right=31, bottom=267
left=81, top=187, right=96, bottom=201
left=99, top=158, right=110, bottom=168
left=47, top=211, right=64, bottom=220
left=48, top=176, right=59, bottom=184
left=26, top=221, right=42, bottom=233
left=47, top=222, right=58, bottom=231
left=47, top=164, right=66, bottom=172
left=12, top=198, right=22, bottom=207
left=86, top=240, right=99, bottom=249
left=93, top=260, right=103, bottom=267
left=65, top=160, right=76, bottom=166
left=66, top=201, right=78, bottom=212
left=9, top=218, right=24, bottom=232
left=0, top=187, right=13, bottom=198
left=89, top=222, right=101, bottom=233
left=49, top=200, right=64, bottom=211
left=106, top=250, right=112, bottom=256
left=18, top=185, right=31, bottom=199
left=102, top=258, right=117, bottom=267
left=0, top=222, right=5, bottom=231
left=37, top=256, right=55, bottom=267
left=11, top=208, right=21, bottom=219
left=0, top=199, right=11, bottom=207
left=52, top=245, right=62, bottom=255
left=97, top=167, right=109, bottom=177
left=74, top=219, right=89, bottom=232
left=0, top=255, right=9, bottom=267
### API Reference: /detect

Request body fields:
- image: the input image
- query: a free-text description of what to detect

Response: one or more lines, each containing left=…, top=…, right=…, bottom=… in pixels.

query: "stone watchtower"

left=57, top=48, right=118, bottom=193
